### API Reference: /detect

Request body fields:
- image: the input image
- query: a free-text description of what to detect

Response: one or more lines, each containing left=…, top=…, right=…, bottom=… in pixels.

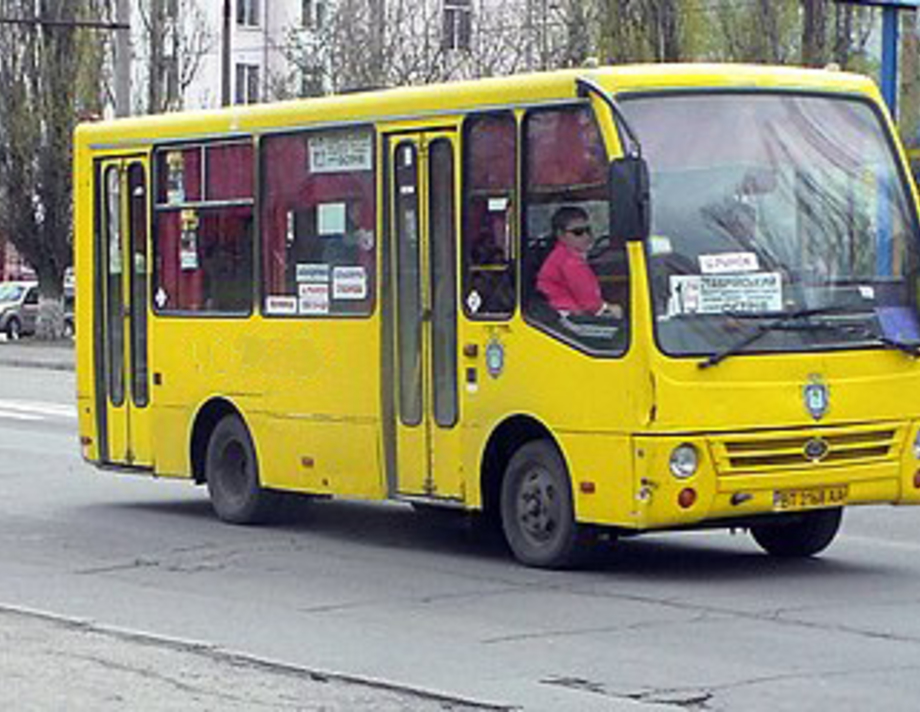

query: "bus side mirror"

left=609, top=156, right=650, bottom=242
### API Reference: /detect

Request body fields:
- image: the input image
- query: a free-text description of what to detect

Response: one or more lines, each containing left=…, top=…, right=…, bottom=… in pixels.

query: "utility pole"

left=221, top=0, right=232, bottom=106
left=835, top=0, right=920, bottom=116
left=115, top=0, right=131, bottom=117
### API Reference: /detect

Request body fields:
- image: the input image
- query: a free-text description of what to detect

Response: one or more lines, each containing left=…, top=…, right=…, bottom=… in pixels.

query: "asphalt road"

left=2, top=362, right=920, bottom=711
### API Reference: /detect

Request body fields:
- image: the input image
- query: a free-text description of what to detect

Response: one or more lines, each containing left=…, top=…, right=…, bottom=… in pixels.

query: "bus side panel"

left=151, top=403, right=194, bottom=478
left=146, top=318, right=384, bottom=499
left=252, top=415, right=384, bottom=500
left=556, top=432, right=637, bottom=528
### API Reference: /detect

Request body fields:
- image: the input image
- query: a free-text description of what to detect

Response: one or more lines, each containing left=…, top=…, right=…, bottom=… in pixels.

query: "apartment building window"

left=235, top=63, right=260, bottom=104
left=442, top=0, right=472, bottom=51
left=302, top=0, right=326, bottom=30
left=237, top=0, right=260, bottom=27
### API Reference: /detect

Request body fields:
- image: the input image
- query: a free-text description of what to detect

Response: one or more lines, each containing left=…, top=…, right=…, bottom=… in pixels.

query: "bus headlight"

left=669, top=443, right=699, bottom=479
left=913, top=430, right=920, bottom=459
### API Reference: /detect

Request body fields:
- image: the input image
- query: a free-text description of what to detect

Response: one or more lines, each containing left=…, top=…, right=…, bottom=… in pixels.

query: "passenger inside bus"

left=536, top=205, right=623, bottom=318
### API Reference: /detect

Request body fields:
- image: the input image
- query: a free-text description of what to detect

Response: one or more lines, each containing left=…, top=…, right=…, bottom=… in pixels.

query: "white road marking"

left=0, top=409, right=43, bottom=422
left=0, top=399, right=77, bottom=420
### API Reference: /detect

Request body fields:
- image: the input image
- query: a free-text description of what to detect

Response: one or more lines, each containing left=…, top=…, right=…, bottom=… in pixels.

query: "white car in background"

left=0, top=281, right=39, bottom=340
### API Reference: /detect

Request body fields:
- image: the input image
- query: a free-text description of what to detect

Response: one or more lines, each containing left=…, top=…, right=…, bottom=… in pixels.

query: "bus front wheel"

left=750, top=508, right=842, bottom=558
left=205, top=414, right=281, bottom=524
left=501, top=440, right=591, bottom=569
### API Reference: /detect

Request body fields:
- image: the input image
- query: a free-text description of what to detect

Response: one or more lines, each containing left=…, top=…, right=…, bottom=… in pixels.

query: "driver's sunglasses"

left=566, top=225, right=592, bottom=237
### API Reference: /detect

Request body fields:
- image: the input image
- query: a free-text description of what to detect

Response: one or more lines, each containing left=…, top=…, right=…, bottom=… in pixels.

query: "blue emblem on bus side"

left=803, top=379, right=829, bottom=420
left=485, top=339, right=504, bottom=378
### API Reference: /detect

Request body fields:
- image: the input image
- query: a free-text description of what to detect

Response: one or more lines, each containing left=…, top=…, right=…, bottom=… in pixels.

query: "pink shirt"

left=536, top=241, right=603, bottom=314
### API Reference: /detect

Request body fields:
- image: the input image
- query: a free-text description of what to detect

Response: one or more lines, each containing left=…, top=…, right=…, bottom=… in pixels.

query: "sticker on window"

left=299, top=283, right=330, bottom=314
left=166, top=151, right=185, bottom=204
left=180, top=209, right=199, bottom=270
left=309, top=131, right=373, bottom=173
left=699, top=252, right=760, bottom=274
left=332, top=266, right=367, bottom=300
left=296, top=263, right=330, bottom=283
left=265, top=295, right=298, bottom=315
left=649, top=235, right=672, bottom=256
left=668, top=272, right=782, bottom=316
left=318, top=202, right=347, bottom=236
left=488, top=197, right=509, bottom=212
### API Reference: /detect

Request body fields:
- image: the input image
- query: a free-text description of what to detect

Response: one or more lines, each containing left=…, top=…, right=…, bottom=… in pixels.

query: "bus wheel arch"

left=480, top=415, right=555, bottom=524
left=482, top=416, right=591, bottom=567
left=195, top=402, right=283, bottom=524
left=190, top=398, right=240, bottom=486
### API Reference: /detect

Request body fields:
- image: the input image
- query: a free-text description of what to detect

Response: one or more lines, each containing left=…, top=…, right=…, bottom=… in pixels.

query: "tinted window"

left=462, top=113, right=516, bottom=319
left=153, top=141, right=254, bottom=313
left=261, top=128, right=376, bottom=317
left=522, top=104, right=628, bottom=355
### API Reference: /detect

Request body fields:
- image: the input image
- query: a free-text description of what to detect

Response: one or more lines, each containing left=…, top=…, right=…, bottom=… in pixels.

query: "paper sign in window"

left=265, top=295, right=298, bottom=315
left=299, top=283, right=330, bottom=314
left=668, top=272, right=782, bottom=315
left=318, top=203, right=347, bottom=236
left=333, top=266, right=367, bottom=300
left=309, top=131, right=373, bottom=173
left=296, top=263, right=330, bottom=283
left=699, top=252, right=760, bottom=274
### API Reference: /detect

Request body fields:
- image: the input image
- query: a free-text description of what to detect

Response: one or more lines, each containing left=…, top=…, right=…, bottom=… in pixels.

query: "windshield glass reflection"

left=622, top=92, right=920, bottom=358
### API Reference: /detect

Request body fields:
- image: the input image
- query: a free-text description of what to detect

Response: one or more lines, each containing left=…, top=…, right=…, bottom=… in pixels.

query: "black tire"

left=751, top=508, right=843, bottom=558
left=500, top=440, right=591, bottom=569
left=63, top=319, right=75, bottom=339
left=205, top=414, right=282, bottom=524
left=6, top=317, right=21, bottom=340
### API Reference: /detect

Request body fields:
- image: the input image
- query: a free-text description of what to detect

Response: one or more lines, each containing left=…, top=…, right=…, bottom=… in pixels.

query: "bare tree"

left=0, top=0, right=107, bottom=338
left=134, top=0, right=214, bottom=113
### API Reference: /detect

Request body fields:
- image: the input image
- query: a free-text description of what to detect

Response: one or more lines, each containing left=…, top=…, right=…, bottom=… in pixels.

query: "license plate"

left=773, top=485, right=848, bottom=511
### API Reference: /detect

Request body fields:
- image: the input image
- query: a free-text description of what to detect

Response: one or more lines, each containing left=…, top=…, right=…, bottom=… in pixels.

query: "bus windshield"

left=622, top=92, right=920, bottom=360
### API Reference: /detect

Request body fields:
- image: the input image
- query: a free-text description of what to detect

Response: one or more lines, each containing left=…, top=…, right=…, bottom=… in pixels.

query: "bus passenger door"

left=386, top=132, right=462, bottom=500
left=95, top=158, right=152, bottom=468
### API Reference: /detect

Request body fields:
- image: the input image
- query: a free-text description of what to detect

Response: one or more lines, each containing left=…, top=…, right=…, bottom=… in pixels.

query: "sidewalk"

left=0, top=606, right=500, bottom=711
left=0, top=337, right=74, bottom=371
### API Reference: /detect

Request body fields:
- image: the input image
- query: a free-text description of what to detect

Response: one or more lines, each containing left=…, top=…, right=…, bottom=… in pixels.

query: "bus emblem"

left=485, top=338, right=504, bottom=378
left=803, top=437, right=830, bottom=462
left=803, top=378, right=829, bottom=420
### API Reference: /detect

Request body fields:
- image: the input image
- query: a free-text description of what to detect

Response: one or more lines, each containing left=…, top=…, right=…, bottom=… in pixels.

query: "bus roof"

left=75, top=63, right=882, bottom=149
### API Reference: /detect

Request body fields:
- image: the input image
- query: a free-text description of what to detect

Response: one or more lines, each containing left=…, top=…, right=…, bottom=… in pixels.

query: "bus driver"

left=536, top=205, right=622, bottom=319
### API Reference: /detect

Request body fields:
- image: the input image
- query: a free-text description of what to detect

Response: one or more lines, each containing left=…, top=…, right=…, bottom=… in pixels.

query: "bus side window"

left=260, top=127, right=376, bottom=317
left=153, top=142, right=254, bottom=314
left=522, top=104, right=629, bottom=355
left=462, top=112, right=516, bottom=319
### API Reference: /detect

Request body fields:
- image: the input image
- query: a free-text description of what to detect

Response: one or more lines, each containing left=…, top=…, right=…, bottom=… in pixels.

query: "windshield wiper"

left=699, top=306, right=864, bottom=370
left=855, top=326, right=920, bottom=357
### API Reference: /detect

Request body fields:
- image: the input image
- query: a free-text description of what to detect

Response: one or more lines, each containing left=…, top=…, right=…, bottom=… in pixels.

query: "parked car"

left=0, top=281, right=39, bottom=339
left=0, top=281, right=74, bottom=340
left=63, top=289, right=75, bottom=338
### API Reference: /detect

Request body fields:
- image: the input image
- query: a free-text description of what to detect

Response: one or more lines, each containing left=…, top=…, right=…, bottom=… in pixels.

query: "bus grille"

left=712, top=425, right=904, bottom=476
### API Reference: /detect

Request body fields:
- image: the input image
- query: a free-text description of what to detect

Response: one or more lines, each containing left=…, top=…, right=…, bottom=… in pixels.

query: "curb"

left=0, top=603, right=513, bottom=711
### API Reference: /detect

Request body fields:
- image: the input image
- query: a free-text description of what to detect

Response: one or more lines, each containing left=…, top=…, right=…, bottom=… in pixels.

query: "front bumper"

left=631, top=420, right=920, bottom=530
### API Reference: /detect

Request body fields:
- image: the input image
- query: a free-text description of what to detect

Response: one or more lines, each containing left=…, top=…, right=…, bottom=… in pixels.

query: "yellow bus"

left=74, top=64, right=920, bottom=568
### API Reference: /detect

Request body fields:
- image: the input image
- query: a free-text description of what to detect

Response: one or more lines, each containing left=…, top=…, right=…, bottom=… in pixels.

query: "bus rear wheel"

left=205, top=414, right=282, bottom=524
left=750, top=508, right=842, bottom=558
left=500, top=440, right=591, bottom=569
